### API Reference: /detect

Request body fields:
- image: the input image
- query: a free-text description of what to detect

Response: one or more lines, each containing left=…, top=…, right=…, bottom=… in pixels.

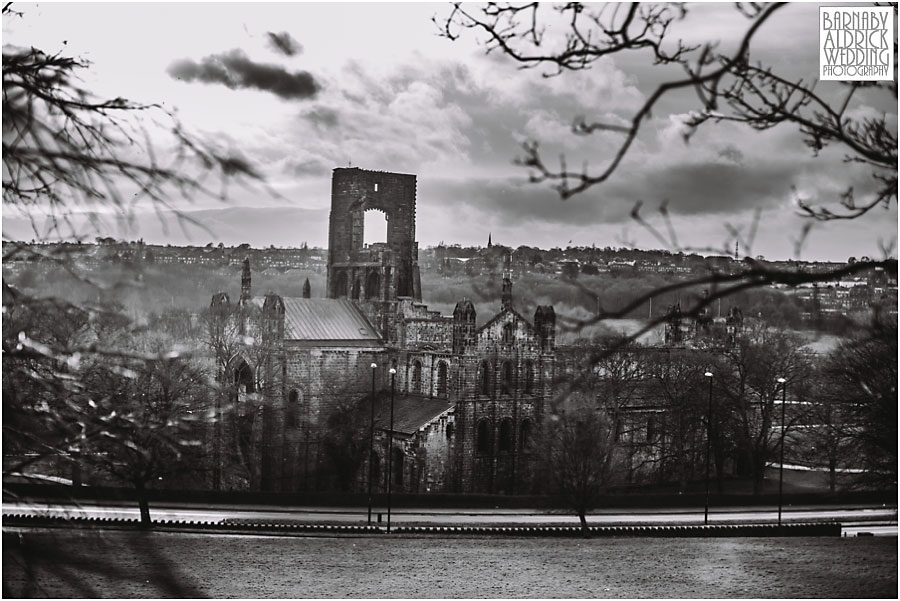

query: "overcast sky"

left=3, top=2, right=896, bottom=261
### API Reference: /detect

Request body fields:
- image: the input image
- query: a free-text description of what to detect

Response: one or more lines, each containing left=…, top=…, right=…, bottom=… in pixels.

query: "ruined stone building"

left=209, top=167, right=557, bottom=494
left=207, top=167, right=755, bottom=495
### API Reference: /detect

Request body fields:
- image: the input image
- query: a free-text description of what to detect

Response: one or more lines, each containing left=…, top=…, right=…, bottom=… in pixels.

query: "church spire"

left=302, top=277, right=311, bottom=299
left=487, top=232, right=492, bottom=248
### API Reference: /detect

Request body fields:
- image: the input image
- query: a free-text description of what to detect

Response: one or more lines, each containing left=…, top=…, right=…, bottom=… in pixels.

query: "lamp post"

left=386, top=365, right=396, bottom=533
left=776, top=376, right=787, bottom=528
left=367, top=362, right=377, bottom=525
left=704, top=371, right=713, bottom=525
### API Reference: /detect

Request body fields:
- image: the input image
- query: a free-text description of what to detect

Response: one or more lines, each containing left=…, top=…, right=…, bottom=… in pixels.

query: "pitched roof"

left=253, top=297, right=380, bottom=342
left=373, top=394, right=454, bottom=436
left=477, top=307, right=534, bottom=334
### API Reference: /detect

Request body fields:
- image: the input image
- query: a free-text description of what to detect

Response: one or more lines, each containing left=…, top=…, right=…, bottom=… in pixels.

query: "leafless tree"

left=712, top=324, right=813, bottom=493
left=818, top=317, right=897, bottom=488
left=642, top=347, right=709, bottom=492
left=2, top=0, right=266, bottom=486
left=76, top=334, right=212, bottom=527
left=546, top=343, right=639, bottom=532
left=795, top=365, right=862, bottom=493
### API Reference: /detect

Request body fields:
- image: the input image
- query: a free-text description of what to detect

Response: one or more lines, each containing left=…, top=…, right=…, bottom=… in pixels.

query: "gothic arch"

left=411, top=360, right=422, bottom=393
left=520, top=419, right=533, bottom=451
left=476, top=419, right=492, bottom=455
left=524, top=360, right=535, bottom=395
left=365, top=270, right=380, bottom=300
left=436, top=361, right=448, bottom=397
left=334, top=271, right=348, bottom=298
left=499, top=418, right=514, bottom=452
left=479, top=360, right=491, bottom=396
left=286, top=388, right=301, bottom=428
left=501, top=360, right=514, bottom=395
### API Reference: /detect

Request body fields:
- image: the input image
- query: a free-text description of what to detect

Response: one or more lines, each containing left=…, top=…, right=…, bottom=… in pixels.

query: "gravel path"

left=4, top=529, right=897, bottom=598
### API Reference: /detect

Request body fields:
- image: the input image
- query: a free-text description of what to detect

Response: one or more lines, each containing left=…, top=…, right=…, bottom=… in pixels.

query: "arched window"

left=520, top=420, right=533, bottom=451
left=446, top=422, right=454, bottom=440
left=366, top=270, right=380, bottom=300
left=476, top=419, right=492, bottom=455
left=334, top=271, right=348, bottom=298
left=436, top=361, right=448, bottom=396
left=234, top=359, right=255, bottom=415
left=364, top=209, right=387, bottom=246
left=524, top=360, right=535, bottom=395
left=502, top=322, right=514, bottom=344
left=411, top=360, right=422, bottom=393
left=286, top=389, right=300, bottom=428
left=234, top=360, right=255, bottom=394
left=351, top=276, right=361, bottom=300
left=391, top=447, right=404, bottom=486
left=499, top=418, right=513, bottom=452
left=501, top=360, right=513, bottom=395
left=479, top=360, right=491, bottom=396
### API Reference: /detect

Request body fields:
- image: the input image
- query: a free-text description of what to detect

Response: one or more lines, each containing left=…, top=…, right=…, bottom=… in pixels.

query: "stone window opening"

left=334, top=271, right=348, bottom=298
left=501, top=360, right=513, bottom=395
left=502, top=322, right=514, bottom=345
left=363, top=208, right=387, bottom=247
left=446, top=422, right=454, bottom=440
left=524, top=360, right=535, bottom=395
left=411, top=360, right=422, bottom=393
left=233, top=360, right=255, bottom=416
left=286, top=389, right=300, bottom=428
left=479, top=360, right=490, bottom=396
left=498, top=418, right=513, bottom=452
left=365, top=270, right=380, bottom=300
left=436, top=361, right=448, bottom=396
left=374, top=183, right=379, bottom=192
left=519, top=420, right=533, bottom=451
left=476, top=419, right=492, bottom=455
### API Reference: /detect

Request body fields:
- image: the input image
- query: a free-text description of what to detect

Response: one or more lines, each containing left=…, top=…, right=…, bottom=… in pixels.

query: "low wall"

left=1, top=513, right=844, bottom=537
left=3, top=482, right=895, bottom=509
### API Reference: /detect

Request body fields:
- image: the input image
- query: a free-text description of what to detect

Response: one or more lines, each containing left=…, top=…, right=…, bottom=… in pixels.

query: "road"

left=3, top=501, right=895, bottom=535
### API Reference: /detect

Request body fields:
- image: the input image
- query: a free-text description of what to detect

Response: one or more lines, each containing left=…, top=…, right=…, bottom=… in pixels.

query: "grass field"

left=3, top=528, right=896, bottom=598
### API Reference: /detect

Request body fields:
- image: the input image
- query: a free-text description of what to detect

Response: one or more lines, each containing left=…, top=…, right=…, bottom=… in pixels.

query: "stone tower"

left=326, top=167, right=420, bottom=301
left=326, top=167, right=421, bottom=341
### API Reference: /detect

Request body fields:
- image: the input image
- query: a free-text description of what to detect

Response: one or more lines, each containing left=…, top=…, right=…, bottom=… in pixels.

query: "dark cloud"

left=285, top=158, right=330, bottom=177
left=633, top=162, right=800, bottom=216
left=717, top=145, right=744, bottom=165
left=167, top=49, right=319, bottom=100
left=303, top=106, right=339, bottom=129
left=267, top=31, right=302, bottom=56
left=425, top=158, right=809, bottom=232
left=424, top=177, right=622, bottom=227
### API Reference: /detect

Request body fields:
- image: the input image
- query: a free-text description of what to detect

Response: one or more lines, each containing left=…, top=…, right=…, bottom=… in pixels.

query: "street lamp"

left=367, top=362, right=377, bottom=525
left=704, top=371, right=713, bottom=525
left=776, top=377, right=787, bottom=528
left=386, top=364, right=397, bottom=533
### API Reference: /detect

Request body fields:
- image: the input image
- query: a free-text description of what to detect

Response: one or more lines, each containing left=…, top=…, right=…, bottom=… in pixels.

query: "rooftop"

left=252, top=297, right=380, bottom=343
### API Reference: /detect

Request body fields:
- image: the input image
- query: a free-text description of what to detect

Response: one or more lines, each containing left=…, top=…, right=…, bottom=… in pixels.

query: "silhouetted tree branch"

left=439, top=3, right=896, bottom=218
